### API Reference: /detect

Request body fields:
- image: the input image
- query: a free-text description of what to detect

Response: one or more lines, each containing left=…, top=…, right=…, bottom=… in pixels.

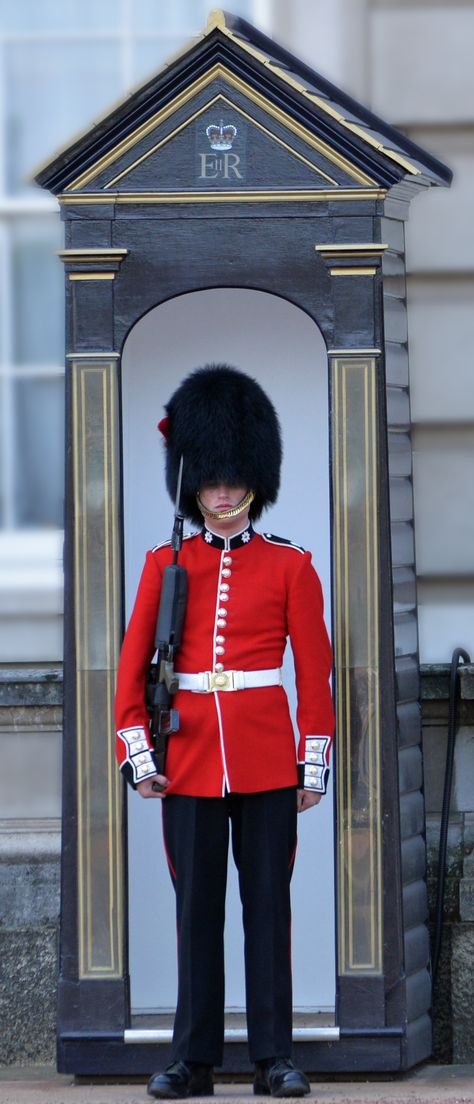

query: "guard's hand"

left=297, top=788, right=323, bottom=813
left=137, top=775, right=169, bottom=799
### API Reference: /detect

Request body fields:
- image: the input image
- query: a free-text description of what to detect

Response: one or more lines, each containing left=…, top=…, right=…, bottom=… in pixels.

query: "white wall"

left=122, top=287, right=336, bottom=1013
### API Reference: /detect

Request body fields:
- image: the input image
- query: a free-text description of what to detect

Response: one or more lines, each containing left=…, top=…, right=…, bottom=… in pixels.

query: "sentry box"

left=36, top=9, right=451, bottom=1077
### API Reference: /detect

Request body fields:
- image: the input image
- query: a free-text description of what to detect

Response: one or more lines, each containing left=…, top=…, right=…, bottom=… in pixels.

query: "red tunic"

left=115, top=524, right=334, bottom=797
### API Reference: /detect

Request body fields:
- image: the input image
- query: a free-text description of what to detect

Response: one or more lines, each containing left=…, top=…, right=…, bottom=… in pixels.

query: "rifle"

left=146, top=456, right=188, bottom=783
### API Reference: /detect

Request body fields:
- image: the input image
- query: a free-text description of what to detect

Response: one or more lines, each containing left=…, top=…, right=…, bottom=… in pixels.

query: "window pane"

left=130, top=0, right=206, bottom=32
left=129, top=0, right=254, bottom=32
left=0, top=0, right=117, bottom=33
left=5, top=40, right=123, bottom=194
left=14, top=376, right=64, bottom=527
left=12, top=217, right=64, bottom=365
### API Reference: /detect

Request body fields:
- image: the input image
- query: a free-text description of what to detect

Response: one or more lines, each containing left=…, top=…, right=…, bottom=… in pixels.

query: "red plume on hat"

left=161, top=364, right=282, bottom=527
left=157, top=416, right=170, bottom=444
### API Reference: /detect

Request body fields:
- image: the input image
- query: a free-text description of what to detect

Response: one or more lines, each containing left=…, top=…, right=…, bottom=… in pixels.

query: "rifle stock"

left=146, top=456, right=188, bottom=776
left=146, top=563, right=188, bottom=770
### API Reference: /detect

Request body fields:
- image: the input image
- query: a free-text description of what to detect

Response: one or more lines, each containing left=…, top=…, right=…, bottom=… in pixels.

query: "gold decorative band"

left=328, top=348, right=381, bottom=355
left=58, top=248, right=128, bottom=262
left=59, top=188, right=387, bottom=206
left=68, top=272, right=116, bottom=281
left=66, top=351, right=121, bottom=359
left=329, top=267, right=377, bottom=277
left=196, top=489, right=255, bottom=520
left=315, top=244, right=388, bottom=256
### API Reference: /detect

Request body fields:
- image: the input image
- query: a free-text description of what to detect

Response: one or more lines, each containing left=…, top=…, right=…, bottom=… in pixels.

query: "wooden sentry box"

left=35, top=9, right=451, bottom=1076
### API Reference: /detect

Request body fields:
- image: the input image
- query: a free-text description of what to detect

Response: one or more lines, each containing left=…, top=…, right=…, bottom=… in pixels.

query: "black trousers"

left=162, top=787, right=297, bottom=1066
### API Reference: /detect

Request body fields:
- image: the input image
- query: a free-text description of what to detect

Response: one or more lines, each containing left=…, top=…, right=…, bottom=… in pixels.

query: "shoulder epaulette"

left=261, top=533, right=305, bottom=554
left=151, top=532, right=197, bottom=553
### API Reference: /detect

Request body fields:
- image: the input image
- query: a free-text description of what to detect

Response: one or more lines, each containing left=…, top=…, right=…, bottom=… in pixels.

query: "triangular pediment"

left=65, top=68, right=378, bottom=198
left=35, top=9, right=451, bottom=200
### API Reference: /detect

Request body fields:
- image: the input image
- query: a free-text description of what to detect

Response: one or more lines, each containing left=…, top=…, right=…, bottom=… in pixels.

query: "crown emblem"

left=206, top=119, right=237, bottom=151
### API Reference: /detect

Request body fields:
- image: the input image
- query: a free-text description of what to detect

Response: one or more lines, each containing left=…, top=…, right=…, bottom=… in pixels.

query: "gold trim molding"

left=316, top=244, right=388, bottom=257
left=207, top=9, right=226, bottom=30
left=330, top=267, right=377, bottom=277
left=59, top=188, right=386, bottom=206
left=66, top=351, right=121, bottom=359
left=60, top=248, right=129, bottom=281
left=68, top=273, right=116, bottom=281
left=317, top=243, right=385, bottom=278
left=328, top=348, right=382, bottom=355
left=58, top=249, right=129, bottom=263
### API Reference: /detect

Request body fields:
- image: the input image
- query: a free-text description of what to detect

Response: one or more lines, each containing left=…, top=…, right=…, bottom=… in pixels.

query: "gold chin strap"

left=196, top=489, right=255, bottom=521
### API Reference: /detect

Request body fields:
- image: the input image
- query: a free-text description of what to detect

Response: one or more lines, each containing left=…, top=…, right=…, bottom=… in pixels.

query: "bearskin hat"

left=160, top=364, right=282, bottom=526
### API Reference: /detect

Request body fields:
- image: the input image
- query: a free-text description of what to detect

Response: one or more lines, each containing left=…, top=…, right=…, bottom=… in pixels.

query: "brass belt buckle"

left=209, top=670, right=231, bottom=691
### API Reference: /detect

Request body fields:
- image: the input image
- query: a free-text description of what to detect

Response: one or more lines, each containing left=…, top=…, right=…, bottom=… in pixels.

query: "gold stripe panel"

left=72, top=359, right=123, bottom=980
left=332, top=356, right=382, bottom=976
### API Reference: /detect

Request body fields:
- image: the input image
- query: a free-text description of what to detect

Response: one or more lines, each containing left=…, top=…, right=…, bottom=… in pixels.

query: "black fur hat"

left=160, top=364, right=282, bottom=526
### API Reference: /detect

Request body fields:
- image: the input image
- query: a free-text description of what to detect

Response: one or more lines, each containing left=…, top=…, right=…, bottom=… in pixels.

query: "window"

left=0, top=0, right=266, bottom=533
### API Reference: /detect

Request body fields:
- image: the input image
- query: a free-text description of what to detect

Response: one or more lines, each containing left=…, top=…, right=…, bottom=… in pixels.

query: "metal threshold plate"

left=126, top=1012, right=339, bottom=1044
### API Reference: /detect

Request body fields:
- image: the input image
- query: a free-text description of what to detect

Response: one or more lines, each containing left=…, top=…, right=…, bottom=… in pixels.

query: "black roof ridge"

left=220, top=9, right=452, bottom=185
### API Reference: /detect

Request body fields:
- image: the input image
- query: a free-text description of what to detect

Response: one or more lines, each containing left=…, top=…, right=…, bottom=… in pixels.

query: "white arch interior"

left=122, top=287, right=335, bottom=1014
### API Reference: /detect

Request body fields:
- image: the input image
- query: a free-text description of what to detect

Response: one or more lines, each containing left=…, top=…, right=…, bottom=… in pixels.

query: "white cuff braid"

left=298, top=736, right=331, bottom=793
left=117, top=725, right=158, bottom=785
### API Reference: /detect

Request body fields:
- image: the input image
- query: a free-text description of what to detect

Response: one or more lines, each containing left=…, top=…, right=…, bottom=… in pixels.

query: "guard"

left=115, top=364, right=335, bottom=1098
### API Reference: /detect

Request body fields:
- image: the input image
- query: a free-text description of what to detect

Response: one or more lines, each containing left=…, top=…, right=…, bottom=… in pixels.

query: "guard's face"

left=199, top=482, right=248, bottom=512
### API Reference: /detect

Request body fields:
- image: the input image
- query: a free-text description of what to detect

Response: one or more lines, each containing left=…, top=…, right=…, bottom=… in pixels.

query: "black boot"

left=254, top=1058, right=310, bottom=1097
left=148, top=1060, right=214, bottom=1099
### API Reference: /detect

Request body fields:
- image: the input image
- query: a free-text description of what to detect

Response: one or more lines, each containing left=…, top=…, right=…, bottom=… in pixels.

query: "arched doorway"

left=121, top=287, right=335, bottom=1022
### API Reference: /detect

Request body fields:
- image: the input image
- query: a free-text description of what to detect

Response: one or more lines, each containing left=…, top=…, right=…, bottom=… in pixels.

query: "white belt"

left=176, top=668, right=283, bottom=693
